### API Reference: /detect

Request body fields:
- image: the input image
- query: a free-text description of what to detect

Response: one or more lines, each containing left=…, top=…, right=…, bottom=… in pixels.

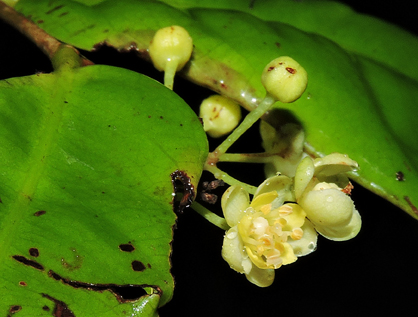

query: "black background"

left=1, top=1, right=417, bottom=316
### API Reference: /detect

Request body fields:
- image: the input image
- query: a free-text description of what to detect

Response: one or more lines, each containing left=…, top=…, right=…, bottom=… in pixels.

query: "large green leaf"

left=0, top=64, right=208, bottom=315
left=12, top=0, right=418, bottom=220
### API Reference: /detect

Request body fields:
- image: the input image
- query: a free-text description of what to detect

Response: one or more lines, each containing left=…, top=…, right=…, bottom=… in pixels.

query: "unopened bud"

left=199, top=95, right=242, bottom=138
left=149, top=25, right=193, bottom=89
left=261, top=56, right=307, bottom=103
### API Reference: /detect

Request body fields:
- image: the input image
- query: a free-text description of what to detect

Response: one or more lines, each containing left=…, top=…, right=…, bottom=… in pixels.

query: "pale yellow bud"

left=261, top=56, right=308, bottom=103
left=199, top=95, right=242, bottom=138
left=149, top=25, right=193, bottom=89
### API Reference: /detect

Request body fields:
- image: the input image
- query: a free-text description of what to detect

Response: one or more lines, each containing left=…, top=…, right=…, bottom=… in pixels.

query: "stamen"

left=260, top=203, right=272, bottom=215
left=279, top=205, right=293, bottom=216
left=266, top=250, right=283, bottom=268
left=257, top=245, right=265, bottom=255
left=275, top=218, right=287, bottom=227
left=261, top=237, right=273, bottom=247
left=291, top=227, right=304, bottom=240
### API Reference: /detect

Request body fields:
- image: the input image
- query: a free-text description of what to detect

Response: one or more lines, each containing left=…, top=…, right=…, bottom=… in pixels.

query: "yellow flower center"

left=238, top=203, right=303, bottom=269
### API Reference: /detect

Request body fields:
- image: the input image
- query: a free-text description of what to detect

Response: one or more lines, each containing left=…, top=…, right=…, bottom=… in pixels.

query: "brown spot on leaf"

left=29, top=248, right=39, bottom=257
left=19, top=281, right=27, bottom=286
left=396, top=171, right=405, bottom=181
left=275, top=42, right=281, bottom=48
left=132, top=260, right=146, bottom=272
left=43, top=306, right=50, bottom=311
left=9, top=305, right=22, bottom=314
left=72, top=24, right=96, bottom=36
left=34, top=210, right=46, bottom=216
left=267, top=66, right=275, bottom=71
left=12, top=255, right=44, bottom=271
left=41, top=294, right=75, bottom=317
left=47, top=270, right=158, bottom=303
left=286, top=67, right=296, bottom=74
left=61, top=249, right=83, bottom=271
left=119, top=243, right=135, bottom=252
left=171, top=170, right=195, bottom=213
left=46, top=5, right=64, bottom=15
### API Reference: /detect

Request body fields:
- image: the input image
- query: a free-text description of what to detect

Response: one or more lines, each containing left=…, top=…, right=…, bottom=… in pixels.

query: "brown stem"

left=0, top=1, right=92, bottom=66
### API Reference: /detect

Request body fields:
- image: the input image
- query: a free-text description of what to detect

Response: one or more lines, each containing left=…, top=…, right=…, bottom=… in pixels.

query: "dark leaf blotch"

left=132, top=260, right=146, bottom=272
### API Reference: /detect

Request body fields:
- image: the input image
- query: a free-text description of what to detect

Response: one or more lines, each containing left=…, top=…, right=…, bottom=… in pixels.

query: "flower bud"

left=149, top=25, right=193, bottom=71
left=199, top=95, right=242, bottom=138
left=149, top=25, right=193, bottom=89
left=261, top=56, right=308, bottom=103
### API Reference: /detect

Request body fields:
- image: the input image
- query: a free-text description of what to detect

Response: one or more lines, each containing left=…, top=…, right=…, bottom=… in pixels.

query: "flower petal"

left=281, top=242, right=298, bottom=265
left=222, top=226, right=250, bottom=274
left=294, top=156, right=315, bottom=200
left=245, top=266, right=275, bottom=288
left=250, top=191, right=278, bottom=212
left=221, top=186, right=250, bottom=227
left=315, top=208, right=362, bottom=241
left=300, top=188, right=354, bottom=227
left=287, top=219, right=318, bottom=256
left=254, top=174, right=295, bottom=202
left=313, top=153, right=358, bottom=177
left=280, top=203, right=306, bottom=231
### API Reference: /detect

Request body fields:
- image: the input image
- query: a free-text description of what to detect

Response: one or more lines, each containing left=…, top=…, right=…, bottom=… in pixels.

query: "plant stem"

left=0, top=1, right=92, bottom=67
left=191, top=201, right=230, bottom=230
left=204, top=163, right=257, bottom=194
left=164, top=59, right=179, bottom=90
left=213, top=93, right=276, bottom=156
left=217, top=152, right=275, bottom=164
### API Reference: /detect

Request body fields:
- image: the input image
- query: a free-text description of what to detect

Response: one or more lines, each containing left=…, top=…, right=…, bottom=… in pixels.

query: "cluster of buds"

left=213, top=56, right=361, bottom=286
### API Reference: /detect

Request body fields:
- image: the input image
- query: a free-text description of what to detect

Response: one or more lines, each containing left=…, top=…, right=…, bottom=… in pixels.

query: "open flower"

left=295, top=153, right=361, bottom=241
left=221, top=175, right=317, bottom=287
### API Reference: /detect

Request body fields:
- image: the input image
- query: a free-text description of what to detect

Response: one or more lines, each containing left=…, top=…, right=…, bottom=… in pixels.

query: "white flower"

left=295, top=153, right=361, bottom=241
left=221, top=175, right=317, bottom=287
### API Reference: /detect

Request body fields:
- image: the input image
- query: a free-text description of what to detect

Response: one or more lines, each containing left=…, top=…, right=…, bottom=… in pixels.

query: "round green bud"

left=199, top=95, right=242, bottom=138
left=261, top=56, right=308, bottom=103
left=148, top=25, right=193, bottom=72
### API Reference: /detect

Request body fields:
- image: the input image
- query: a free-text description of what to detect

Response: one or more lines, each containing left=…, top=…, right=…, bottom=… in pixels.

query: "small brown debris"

left=29, top=248, right=40, bottom=257
left=396, top=171, right=405, bottom=181
left=286, top=67, right=296, bottom=74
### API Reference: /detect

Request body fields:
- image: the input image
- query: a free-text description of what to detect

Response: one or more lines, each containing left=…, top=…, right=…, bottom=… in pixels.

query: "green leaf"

left=13, top=0, right=418, bottom=220
left=0, top=65, right=208, bottom=315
